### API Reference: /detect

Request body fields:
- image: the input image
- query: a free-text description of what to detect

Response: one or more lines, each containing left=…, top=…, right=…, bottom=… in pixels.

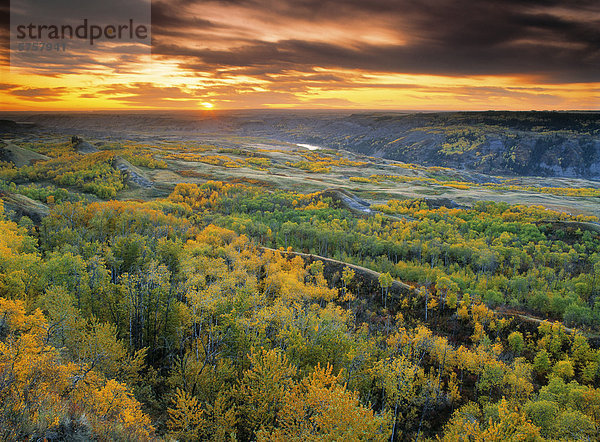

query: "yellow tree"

left=0, top=297, right=154, bottom=440
left=261, top=363, right=392, bottom=441
left=442, top=399, right=541, bottom=441
left=237, top=347, right=298, bottom=437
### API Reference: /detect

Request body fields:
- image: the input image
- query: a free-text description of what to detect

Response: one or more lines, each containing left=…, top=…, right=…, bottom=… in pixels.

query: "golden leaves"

left=0, top=297, right=154, bottom=440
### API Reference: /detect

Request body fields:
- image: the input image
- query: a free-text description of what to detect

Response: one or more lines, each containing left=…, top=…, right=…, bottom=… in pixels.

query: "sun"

left=201, top=102, right=214, bottom=109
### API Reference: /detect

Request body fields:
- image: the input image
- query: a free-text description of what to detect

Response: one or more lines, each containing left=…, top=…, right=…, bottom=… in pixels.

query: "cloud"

left=83, top=82, right=231, bottom=108
left=1, top=0, right=597, bottom=108
left=151, top=0, right=600, bottom=83
left=151, top=1, right=219, bottom=33
left=0, top=82, right=17, bottom=90
left=0, top=0, right=9, bottom=67
left=6, top=86, right=68, bottom=101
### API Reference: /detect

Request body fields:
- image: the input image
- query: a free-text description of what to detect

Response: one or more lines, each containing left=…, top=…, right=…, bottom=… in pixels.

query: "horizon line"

left=1, top=108, right=599, bottom=113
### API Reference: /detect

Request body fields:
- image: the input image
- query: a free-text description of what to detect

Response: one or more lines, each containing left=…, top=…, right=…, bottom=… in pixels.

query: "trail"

left=260, top=246, right=414, bottom=295
left=260, top=246, right=600, bottom=341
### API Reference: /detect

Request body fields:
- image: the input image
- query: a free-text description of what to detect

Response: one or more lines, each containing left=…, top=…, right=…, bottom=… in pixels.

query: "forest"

left=1, top=134, right=600, bottom=441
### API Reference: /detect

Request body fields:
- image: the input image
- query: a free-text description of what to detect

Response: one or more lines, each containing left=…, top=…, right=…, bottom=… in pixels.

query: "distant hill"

left=0, top=119, right=36, bottom=135
left=1, top=110, right=598, bottom=179
left=265, top=111, right=600, bottom=180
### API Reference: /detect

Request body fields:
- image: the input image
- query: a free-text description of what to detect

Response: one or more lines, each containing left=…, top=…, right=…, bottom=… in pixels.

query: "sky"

left=0, top=0, right=598, bottom=111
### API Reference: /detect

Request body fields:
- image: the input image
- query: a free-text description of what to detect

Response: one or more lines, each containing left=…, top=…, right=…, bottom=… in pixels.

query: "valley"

left=1, top=112, right=600, bottom=440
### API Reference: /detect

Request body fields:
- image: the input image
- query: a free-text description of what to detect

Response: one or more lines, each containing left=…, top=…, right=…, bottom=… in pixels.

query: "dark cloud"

left=151, top=0, right=600, bottom=83
left=7, top=86, right=68, bottom=101
left=151, top=1, right=219, bottom=33
left=154, top=38, right=597, bottom=82
left=0, top=0, right=9, bottom=66
left=1, top=0, right=597, bottom=108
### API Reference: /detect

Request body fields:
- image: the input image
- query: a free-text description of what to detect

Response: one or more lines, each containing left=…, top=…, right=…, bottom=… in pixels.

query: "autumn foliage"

left=1, top=170, right=600, bottom=440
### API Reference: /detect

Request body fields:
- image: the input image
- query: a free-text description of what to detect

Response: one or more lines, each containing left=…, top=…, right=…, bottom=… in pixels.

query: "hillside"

left=2, top=111, right=598, bottom=179
left=281, top=112, right=600, bottom=179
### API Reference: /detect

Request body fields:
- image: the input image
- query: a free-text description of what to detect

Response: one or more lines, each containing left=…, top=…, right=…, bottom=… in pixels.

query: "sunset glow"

left=0, top=0, right=598, bottom=110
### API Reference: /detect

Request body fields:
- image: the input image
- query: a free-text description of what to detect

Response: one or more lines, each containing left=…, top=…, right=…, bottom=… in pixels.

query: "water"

left=297, top=143, right=321, bottom=151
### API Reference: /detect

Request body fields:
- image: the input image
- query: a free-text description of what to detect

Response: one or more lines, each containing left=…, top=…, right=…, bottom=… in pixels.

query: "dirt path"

left=261, top=246, right=600, bottom=341
left=260, top=246, right=414, bottom=295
